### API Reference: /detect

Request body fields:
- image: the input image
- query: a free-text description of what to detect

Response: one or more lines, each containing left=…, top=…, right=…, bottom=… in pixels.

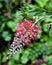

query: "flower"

left=15, top=19, right=40, bottom=45
left=8, top=19, right=41, bottom=59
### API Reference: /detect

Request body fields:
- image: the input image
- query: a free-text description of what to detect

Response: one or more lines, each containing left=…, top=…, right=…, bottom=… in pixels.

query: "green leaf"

left=49, top=27, right=52, bottom=37
left=0, top=3, right=2, bottom=8
left=15, top=11, right=23, bottom=22
left=35, top=0, right=49, bottom=7
left=7, top=21, right=17, bottom=32
left=46, top=56, right=52, bottom=65
left=0, top=54, right=1, bottom=64
left=2, top=52, right=7, bottom=62
left=12, top=52, right=20, bottom=61
left=2, top=56, right=7, bottom=62
left=21, top=50, right=29, bottom=64
left=46, top=0, right=52, bottom=11
left=37, top=34, right=41, bottom=39
left=2, top=31, right=11, bottom=41
left=11, top=0, right=18, bottom=5
left=0, top=23, right=5, bottom=32
left=45, top=17, right=52, bottom=23
left=43, top=24, right=49, bottom=32
left=41, top=63, right=46, bottom=65
left=8, top=61, right=15, bottom=65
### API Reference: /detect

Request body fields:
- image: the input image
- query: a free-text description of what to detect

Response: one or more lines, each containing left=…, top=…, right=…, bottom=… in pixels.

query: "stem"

left=46, top=23, right=52, bottom=25
left=34, top=15, right=52, bottom=25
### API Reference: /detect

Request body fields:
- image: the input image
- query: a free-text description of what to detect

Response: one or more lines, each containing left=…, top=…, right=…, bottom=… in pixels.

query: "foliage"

left=0, top=0, right=52, bottom=65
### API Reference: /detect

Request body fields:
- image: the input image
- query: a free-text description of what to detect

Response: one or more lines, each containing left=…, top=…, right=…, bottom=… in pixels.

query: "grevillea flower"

left=15, top=19, right=40, bottom=45
left=7, top=19, right=41, bottom=59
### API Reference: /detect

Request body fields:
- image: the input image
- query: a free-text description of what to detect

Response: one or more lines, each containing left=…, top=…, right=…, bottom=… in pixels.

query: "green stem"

left=34, top=15, right=52, bottom=25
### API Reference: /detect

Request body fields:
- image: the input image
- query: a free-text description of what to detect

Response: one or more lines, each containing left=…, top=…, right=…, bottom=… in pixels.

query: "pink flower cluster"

left=15, top=20, right=40, bottom=46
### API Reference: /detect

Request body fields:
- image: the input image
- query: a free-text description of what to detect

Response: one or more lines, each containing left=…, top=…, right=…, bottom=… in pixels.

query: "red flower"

left=8, top=20, right=41, bottom=59
left=15, top=19, right=40, bottom=45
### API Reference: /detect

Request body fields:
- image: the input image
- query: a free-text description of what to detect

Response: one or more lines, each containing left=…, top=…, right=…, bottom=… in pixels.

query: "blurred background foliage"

left=0, top=0, right=52, bottom=65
